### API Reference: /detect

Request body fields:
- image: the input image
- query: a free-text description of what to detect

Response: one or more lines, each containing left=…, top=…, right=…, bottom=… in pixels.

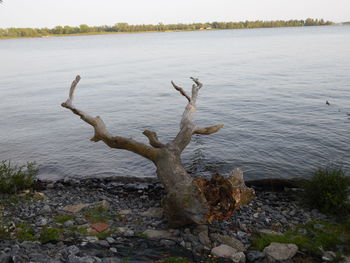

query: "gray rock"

left=41, top=205, right=52, bottom=214
left=160, top=239, right=176, bottom=247
left=0, top=254, right=11, bottom=263
left=109, top=247, right=118, bottom=253
left=214, top=234, right=245, bottom=252
left=246, top=250, right=265, bottom=262
left=118, top=209, right=132, bottom=215
left=36, top=217, right=48, bottom=226
left=64, top=220, right=75, bottom=227
left=66, top=245, right=80, bottom=256
left=322, top=251, right=336, bottom=262
left=263, top=242, right=298, bottom=261
left=198, top=231, right=211, bottom=247
left=106, top=237, right=116, bottom=244
left=231, top=252, right=246, bottom=263
left=142, top=229, right=172, bottom=239
left=98, top=240, right=110, bottom=248
left=123, top=229, right=134, bottom=237
left=211, top=244, right=238, bottom=258
left=85, top=236, right=99, bottom=243
left=140, top=207, right=163, bottom=217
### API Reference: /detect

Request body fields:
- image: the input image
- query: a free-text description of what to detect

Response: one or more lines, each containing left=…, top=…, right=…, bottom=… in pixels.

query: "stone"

left=198, top=231, right=211, bottom=247
left=211, top=244, right=238, bottom=258
left=91, top=222, right=109, bottom=233
left=106, top=237, right=116, bottom=244
left=246, top=250, right=265, bottom=262
left=142, top=229, right=173, bottom=239
left=0, top=254, right=11, bottom=263
left=140, top=207, right=163, bottom=217
left=34, top=192, right=46, bottom=200
left=215, top=234, right=245, bottom=252
left=118, top=209, right=132, bottom=216
left=85, top=236, right=99, bottom=243
left=36, top=217, right=48, bottom=226
left=95, top=200, right=110, bottom=210
left=62, top=203, right=89, bottom=213
left=66, top=245, right=80, bottom=256
left=160, top=239, right=176, bottom=247
left=64, top=220, right=75, bottom=227
left=231, top=252, right=246, bottom=263
left=263, top=242, right=298, bottom=261
left=322, top=251, right=336, bottom=262
left=98, top=240, right=110, bottom=248
left=123, top=229, right=134, bottom=237
left=41, top=205, right=52, bottom=213
left=109, top=247, right=118, bottom=253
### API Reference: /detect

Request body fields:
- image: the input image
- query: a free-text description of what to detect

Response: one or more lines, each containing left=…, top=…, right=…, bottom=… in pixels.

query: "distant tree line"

left=0, top=18, right=333, bottom=38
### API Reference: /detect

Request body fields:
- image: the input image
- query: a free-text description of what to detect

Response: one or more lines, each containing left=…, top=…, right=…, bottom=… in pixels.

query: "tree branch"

left=61, top=75, right=159, bottom=162
left=194, top=124, right=224, bottom=135
left=143, top=130, right=164, bottom=148
left=171, top=81, right=191, bottom=102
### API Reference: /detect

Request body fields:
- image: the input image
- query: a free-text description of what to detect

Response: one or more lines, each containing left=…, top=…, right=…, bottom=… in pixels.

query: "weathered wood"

left=62, top=76, right=255, bottom=226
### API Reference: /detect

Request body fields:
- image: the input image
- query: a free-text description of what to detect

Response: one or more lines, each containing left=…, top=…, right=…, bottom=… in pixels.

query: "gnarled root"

left=163, top=169, right=255, bottom=227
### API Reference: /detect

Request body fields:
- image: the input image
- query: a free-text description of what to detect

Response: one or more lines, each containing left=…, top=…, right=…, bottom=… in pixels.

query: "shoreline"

left=1, top=176, right=347, bottom=262
left=0, top=24, right=342, bottom=40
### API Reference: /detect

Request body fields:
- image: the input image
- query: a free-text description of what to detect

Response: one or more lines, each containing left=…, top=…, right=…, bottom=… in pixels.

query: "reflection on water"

left=0, top=26, right=349, bottom=180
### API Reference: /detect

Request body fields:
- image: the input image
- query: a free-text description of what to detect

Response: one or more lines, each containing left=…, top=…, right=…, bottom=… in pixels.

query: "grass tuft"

left=0, top=161, right=38, bottom=194
left=251, top=220, right=350, bottom=256
left=301, top=167, right=350, bottom=215
left=39, top=227, right=64, bottom=243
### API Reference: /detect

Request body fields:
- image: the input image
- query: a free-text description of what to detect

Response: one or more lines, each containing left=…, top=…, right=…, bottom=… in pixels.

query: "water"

left=0, top=26, right=349, bottom=181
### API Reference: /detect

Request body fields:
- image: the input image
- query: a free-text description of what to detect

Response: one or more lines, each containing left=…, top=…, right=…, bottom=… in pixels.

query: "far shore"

left=1, top=23, right=346, bottom=40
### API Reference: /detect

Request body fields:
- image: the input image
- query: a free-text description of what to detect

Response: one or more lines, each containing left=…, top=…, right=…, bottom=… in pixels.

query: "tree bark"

left=62, top=75, right=255, bottom=227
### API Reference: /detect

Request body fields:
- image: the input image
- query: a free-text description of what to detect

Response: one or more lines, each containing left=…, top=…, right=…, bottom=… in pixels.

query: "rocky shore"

left=0, top=177, right=347, bottom=263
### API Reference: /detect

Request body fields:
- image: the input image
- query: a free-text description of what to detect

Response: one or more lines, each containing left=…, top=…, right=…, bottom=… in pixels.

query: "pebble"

left=0, top=177, right=334, bottom=262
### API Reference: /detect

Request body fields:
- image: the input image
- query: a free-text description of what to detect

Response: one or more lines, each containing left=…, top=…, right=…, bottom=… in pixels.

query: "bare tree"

left=62, top=75, right=255, bottom=226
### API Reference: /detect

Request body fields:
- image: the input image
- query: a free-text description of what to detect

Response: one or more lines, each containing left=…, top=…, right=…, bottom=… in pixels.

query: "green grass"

left=0, top=161, right=38, bottom=194
left=251, top=220, right=350, bottom=256
left=0, top=224, right=11, bottom=240
left=84, top=205, right=111, bottom=223
left=53, top=214, right=75, bottom=224
left=16, top=225, right=36, bottom=241
left=39, top=227, right=64, bottom=243
left=301, top=167, right=350, bottom=215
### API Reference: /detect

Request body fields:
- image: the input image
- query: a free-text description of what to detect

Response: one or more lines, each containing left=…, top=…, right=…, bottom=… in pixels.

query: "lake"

left=0, top=26, right=349, bottom=181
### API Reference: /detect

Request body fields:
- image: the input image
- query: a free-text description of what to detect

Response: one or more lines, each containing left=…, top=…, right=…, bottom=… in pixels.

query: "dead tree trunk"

left=62, top=75, right=255, bottom=227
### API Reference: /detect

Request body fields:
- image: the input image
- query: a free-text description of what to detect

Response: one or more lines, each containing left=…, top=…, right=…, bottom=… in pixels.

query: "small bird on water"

left=326, top=100, right=330, bottom=105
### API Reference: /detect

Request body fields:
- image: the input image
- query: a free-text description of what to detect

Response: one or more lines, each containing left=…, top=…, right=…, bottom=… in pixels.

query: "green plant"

left=0, top=224, right=11, bottom=240
left=53, top=214, right=75, bottom=224
left=301, top=167, right=349, bottom=215
left=84, top=205, right=111, bottom=223
left=251, top=220, right=350, bottom=256
left=0, top=161, right=38, bottom=194
left=16, top=226, right=36, bottom=241
left=39, top=227, right=63, bottom=243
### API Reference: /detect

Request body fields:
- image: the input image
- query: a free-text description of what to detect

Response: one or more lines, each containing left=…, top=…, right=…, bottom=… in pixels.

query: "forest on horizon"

left=0, top=18, right=333, bottom=39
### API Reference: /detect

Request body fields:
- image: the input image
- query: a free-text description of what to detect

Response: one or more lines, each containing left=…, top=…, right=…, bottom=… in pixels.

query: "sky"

left=0, top=0, right=349, bottom=28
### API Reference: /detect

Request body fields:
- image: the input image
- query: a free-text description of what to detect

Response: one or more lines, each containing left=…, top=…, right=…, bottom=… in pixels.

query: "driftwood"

left=62, top=76, right=255, bottom=226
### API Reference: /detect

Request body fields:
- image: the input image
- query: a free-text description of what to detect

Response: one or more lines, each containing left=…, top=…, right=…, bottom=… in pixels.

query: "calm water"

left=0, top=26, right=349, bottom=181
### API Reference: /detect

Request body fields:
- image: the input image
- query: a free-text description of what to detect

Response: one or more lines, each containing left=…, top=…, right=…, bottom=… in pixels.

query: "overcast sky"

left=0, top=0, right=349, bottom=28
